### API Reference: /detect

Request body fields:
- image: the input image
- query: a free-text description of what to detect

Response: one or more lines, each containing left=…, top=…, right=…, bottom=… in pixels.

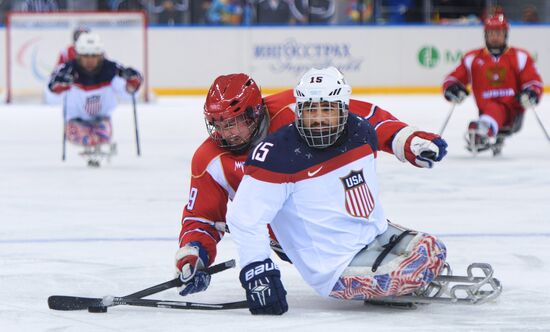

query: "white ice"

left=1, top=95, right=549, bottom=331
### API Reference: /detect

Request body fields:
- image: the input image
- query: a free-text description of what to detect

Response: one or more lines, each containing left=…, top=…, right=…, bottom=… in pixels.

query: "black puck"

left=88, top=305, right=108, bottom=313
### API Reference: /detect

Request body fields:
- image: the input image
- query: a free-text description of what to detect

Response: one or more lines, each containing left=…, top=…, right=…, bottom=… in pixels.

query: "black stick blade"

left=48, top=296, right=103, bottom=311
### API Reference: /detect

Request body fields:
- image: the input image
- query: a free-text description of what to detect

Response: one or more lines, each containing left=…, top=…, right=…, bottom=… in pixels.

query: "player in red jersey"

left=57, top=27, right=90, bottom=65
left=443, top=14, right=543, bottom=155
left=175, top=70, right=447, bottom=297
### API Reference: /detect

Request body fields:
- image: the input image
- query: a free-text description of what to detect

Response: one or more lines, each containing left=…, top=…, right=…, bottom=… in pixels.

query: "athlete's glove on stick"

left=239, top=258, right=288, bottom=315
left=175, top=242, right=211, bottom=296
left=120, top=67, right=142, bottom=93
left=49, top=64, right=74, bottom=94
left=392, top=126, right=448, bottom=168
left=444, top=83, right=468, bottom=104
left=520, top=88, right=539, bottom=109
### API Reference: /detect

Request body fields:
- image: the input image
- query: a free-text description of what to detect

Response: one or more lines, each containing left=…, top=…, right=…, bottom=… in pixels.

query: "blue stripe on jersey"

left=246, top=113, right=378, bottom=174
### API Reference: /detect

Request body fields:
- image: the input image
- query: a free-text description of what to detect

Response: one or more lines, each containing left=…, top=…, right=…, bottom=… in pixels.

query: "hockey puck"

left=88, top=305, right=108, bottom=313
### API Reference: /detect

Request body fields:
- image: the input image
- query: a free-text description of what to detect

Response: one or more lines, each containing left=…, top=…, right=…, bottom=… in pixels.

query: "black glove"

left=239, top=258, right=288, bottom=315
left=519, top=88, right=539, bottom=108
left=444, top=83, right=468, bottom=104
left=48, top=64, right=74, bottom=94
left=119, top=67, right=142, bottom=93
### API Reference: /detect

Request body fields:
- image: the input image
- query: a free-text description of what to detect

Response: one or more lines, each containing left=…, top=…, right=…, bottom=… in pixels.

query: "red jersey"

left=178, top=89, right=408, bottom=265
left=443, top=47, right=543, bottom=115
left=57, top=45, right=77, bottom=65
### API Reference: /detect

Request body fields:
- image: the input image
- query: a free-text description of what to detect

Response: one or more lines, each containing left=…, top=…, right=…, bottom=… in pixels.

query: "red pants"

left=480, top=101, right=524, bottom=133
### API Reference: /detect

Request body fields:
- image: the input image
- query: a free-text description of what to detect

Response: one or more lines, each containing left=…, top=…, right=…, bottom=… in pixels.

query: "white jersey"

left=64, top=76, right=129, bottom=121
left=227, top=114, right=388, bottom=296
left=47, top=59, right=132, bottom=121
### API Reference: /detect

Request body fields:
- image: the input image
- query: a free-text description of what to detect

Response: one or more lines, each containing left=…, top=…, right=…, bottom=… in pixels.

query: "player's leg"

left=66, top=119, right=96, bottom=146
left=466, top=102, right=507, bottom=153
left=329, top=222, right=446, bottom=300
left=489, top=107, right=523, bottom=155
left=91, top=117, right=112, bottom=145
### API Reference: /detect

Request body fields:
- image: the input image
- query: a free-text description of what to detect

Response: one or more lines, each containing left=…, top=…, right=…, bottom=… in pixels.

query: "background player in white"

left=47, top=32, right=143, bottom=166
left=226, top=67, right=448, bottom=315
left=174, top=70, right=449, bottom=298
left=44, top=27, right=91, bottom=105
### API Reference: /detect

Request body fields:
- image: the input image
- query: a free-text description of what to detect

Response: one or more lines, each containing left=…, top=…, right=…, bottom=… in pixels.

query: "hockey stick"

left=88, top=298, right=248, bottom=312
left=439, top=103, right=457, bottom=136
left=531, top=106, right=550, bottom=142
left=132, top=93, right=141, bottom=156
left=48, top=259, right=236, bottom=311
left=62, top=93, right=67, bottom=161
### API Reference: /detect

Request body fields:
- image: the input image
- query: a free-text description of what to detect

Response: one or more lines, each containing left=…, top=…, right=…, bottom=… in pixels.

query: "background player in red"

left=57, top=27, right=90, bottom=65
left=174, top=69, right=447, bottom=297
left=443, top=14, right=543, bottom=155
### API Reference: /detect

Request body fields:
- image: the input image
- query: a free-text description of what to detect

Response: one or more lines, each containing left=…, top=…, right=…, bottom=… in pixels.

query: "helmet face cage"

left=203, top=74, right=264, bottom=153
left=293, top=67, right=352, bottom=149
left=205, top=108, right=261, bottom=152
left=295, top=100, right=348, bottom=148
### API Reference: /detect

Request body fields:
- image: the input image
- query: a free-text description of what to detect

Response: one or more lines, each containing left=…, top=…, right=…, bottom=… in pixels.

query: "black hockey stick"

left=48, top=259, right=235, bottom=311
left=62, top=93, right=67, bottom=161
left=132, top=93, right=141, bottom=156
left=531, top=106, right=550, bottom=142
left=88, top=298, right=248, bottom=312
left=439, top=102, right=457, bottom=136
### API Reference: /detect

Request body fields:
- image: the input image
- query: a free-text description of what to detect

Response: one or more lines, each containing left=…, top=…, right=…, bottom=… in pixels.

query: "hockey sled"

left=365, top=263, right=502, bottom=309
left=79, top=143, right=117, bottom=167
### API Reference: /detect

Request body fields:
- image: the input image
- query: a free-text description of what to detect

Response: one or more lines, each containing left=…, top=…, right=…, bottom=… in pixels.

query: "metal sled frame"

left=79, top=143, right=117, bottom=167
left=365, top=263, right=502, bottom=308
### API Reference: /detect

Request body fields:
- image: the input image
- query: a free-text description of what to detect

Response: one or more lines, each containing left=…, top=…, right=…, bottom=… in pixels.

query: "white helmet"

left=75, top=32, right=104, bottom=55
left=294, top=67, right=352, bottom=148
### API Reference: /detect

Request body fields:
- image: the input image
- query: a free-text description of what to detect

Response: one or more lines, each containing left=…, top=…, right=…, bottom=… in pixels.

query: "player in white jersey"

left=226, top=67, right=448, bottom=315
left=47, top=32, right=142, bottom=166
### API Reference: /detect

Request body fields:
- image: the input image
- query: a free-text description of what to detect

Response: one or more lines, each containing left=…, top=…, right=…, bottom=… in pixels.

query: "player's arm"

left=226, top=169, right=289, bottom=315
left=48, top=62, right=75, bottom=94
left=518, top=52, right=543, bottom=109
left=115, top=63, right=143, bottom=94
left=175, top=171, right=228, bottom=296
left=364, top=104, right=447, bottom=168
left=443, top=56, right=470, bottom=103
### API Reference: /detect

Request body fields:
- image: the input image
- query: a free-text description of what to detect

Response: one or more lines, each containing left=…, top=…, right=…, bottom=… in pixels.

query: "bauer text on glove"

left=239, top=258, right=288, bottom=315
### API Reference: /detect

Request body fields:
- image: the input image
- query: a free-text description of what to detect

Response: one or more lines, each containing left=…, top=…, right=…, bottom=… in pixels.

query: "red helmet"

left=484, top=14, right=509, bottom=31
left=204, top=74, right=264, bottom=152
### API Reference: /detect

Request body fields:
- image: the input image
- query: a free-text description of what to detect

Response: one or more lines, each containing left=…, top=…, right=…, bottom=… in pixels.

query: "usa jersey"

left=178, top=91, right=408, bottom=266
left=443, top=47, right=543, bottom=113
left=227, top=113, right=388, bottom=296
left=51, top=59, right=131, bottom=121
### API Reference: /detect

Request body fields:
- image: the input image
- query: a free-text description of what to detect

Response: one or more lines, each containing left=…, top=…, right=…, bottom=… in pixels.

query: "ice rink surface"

left=1, top=95, right=549, bottom=331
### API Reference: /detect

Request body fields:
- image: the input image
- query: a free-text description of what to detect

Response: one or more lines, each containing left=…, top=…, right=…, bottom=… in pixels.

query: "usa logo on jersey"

left=85, top=95, right=101, bottom=116
left=340, top=169, right=375, bottom=219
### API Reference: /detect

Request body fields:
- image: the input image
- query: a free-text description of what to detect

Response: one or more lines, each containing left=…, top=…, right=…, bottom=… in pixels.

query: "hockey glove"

left=48, top=64, right=74, bottom=94
left=119, top=67, right=142, bottom=93
left=519, top=88, right=539, bottom=109
left=175, top=241, right=211, bottom=296
left=444, top=83, right=468, bottom=104
left=239, top=258, right=288, bottom=315
left=392, top=126, right=448, bottom=168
